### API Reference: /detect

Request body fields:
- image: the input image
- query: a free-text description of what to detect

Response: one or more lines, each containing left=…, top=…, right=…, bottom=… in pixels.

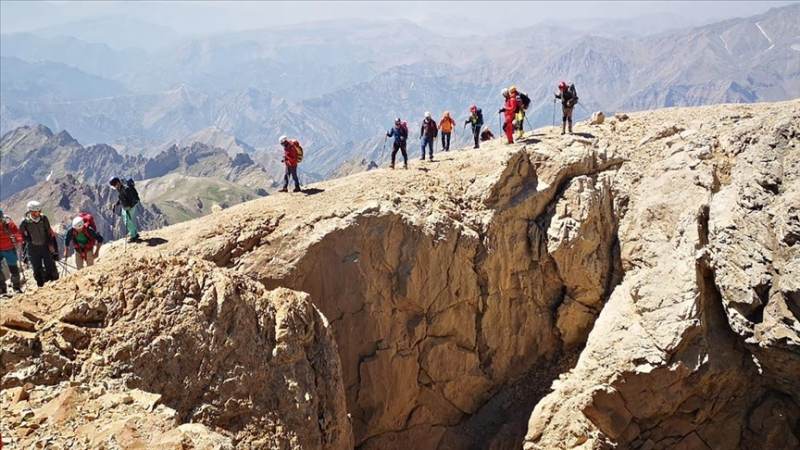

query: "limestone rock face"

left=2, top=100, right=799, bottom=450
left=524, top=102, right=800, bottom=449
left=1, top=258, right=352, bottom=449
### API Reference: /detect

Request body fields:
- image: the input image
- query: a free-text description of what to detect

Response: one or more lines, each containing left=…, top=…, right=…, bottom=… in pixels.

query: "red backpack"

left=71, top=212, right=97, bottom=253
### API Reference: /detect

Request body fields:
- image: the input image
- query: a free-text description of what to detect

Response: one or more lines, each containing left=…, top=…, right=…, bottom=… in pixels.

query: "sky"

left=1, top=1, right=795, bottom=37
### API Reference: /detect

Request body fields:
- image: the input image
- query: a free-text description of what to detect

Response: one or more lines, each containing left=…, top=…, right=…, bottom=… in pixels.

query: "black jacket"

left=115, top=185, right=139, bottom=208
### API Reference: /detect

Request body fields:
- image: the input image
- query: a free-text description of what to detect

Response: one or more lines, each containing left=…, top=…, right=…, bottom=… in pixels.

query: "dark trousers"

left=283, top=165, right=300, bottom=189
left=472, top=128, right=480, bottom=148
left=28, top=244, right=58, bottom=287
left=421, top=137, right=434, bottom=159
left=391, top=142, right=407, bottom=165
left=441, top=132, right=451, bottom=151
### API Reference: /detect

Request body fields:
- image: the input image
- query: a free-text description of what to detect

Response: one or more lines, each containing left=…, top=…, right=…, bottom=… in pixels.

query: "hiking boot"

left=473, top=145, right=479, bottom=149
left=560, top=131, right=566, bottom=135
left=128, top=235, right=141, bottom=243
left=389, top=163, right=395, bottom=169
left=404, top=163, right=408, bottom=169
left=293, top=187, right=302, bottom=193
left=420, top=157, right=425, bottom=161
left=279, top=188, right=288, bottom=192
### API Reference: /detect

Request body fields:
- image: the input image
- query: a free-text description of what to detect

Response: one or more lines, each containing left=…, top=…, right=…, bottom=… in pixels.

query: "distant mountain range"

left=1, top=5, right=798, bottom=179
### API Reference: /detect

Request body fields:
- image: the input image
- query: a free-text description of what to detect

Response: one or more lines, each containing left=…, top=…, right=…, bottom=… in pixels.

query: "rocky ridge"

left=1, top=99, right=798, bottom=449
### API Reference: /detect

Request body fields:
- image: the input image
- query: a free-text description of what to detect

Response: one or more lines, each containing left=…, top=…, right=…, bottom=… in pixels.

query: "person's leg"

left=420, top=139, right=426, bottom=160
left=567, top=107, right=574, bottom=133
left=29, top=246, right=45, bottom=287
left=427, top=138, right=434, bottom=159
left=43, top=250, right=58, bottom=282
left=282, top=165, right=290, bottom=191
left=473, top=129, right=480, bottom=148
left=1, top=251, right=21, bottom=292
left=561, top=105, right=567, bottom=134
left=75, top=252, right=84, bottom=270
left=391, top=143, right=399, bottom=168
left=446, top=132, right=452, bottom=150
left=504, top=120, right=514, bottom=143
left=86, top=251, right=95, bottom=267
left=401, top=143, right=408, bottom=167
left=124, top=207, right=138, bottom=239
left=290, top=166, right=301, bottom=190
left=0, top=254, right=6, bottom=294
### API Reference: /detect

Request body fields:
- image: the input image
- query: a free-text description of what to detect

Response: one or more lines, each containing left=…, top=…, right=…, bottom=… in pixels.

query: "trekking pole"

left=381, top=135, right=387, bottom=162
left=576, top=101, right=591, bottom=115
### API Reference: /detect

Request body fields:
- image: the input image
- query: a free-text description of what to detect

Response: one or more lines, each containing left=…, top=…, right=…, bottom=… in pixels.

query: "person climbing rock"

left=386, top=118, right=409, bottom=169
left=279, top=135, right=303, bottom=192
left=19, top=201, right=59, bottom=288
left=555, top=81, right=579, bottom=135
left=498, top=88, right=518, bottom=144
left=465, top=105, right=484, bottom=149
left=420, top=112, right=438, bottom=161
left=439, top=111, right=455, bottom=152
left=64, top=215, right=103, bottom=270
left=480, top=128, right=495, bottom=141
left=110, top=177, right=141, bottom=242
left=0, top=208, right=24, bottom=295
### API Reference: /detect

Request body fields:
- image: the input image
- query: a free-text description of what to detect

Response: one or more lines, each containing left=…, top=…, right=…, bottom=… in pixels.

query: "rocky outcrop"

left=1, top=258, right=352, bottom=449
left=524, top=103, right=800, bottom=449
left=2, top=100, right=798, bottom=450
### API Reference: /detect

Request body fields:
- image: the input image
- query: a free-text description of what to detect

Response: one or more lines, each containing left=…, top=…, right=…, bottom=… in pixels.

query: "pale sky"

left=1, top=1, right=795, bottom=36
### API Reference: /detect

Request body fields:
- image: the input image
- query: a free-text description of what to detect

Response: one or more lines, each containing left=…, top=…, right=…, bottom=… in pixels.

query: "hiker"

left=498, top=88, right=518, bottom=144
left=464, top=105, right=484, bottom=149
left=64, top=214, right=103, bottom=270
left=110, top=177, right=141, bottom=242
left=279, top=136, right=303, bottom=192
left=420, top=112, right=438, bottom=161
left=510, top=86, right=531, bottom=139
left=439, top=111, right=455, bottom=152
left=555, top=81, right=579, bottom=135
left=480, top=128, right=495, bottom=141
left=386, top=118, right=409, bottom=169
left=19, top=201, right=59, bottom=288
left=0, top=208, right=24, bottom=295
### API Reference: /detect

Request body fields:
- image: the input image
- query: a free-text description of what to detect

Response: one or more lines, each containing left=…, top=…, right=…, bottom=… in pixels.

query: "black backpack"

left=567, top=84, right=578, bottom=106
left=126, top=179, right=141, bottom=206
left=476, top=109, right=484, bottom=126
left=518, top=92, right=531, bottom=110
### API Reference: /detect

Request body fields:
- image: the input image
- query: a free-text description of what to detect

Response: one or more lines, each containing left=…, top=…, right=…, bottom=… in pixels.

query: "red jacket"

left=0, top=218, right=23, bottom=252
left=283, top=141, right=300, bottom=167
left=503, top=96, right=518, bottom=122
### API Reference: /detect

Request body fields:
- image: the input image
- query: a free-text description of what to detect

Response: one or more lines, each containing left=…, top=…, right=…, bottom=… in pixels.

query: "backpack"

left=126, top=179, right=141, bottom=206
left=78, top=212, right=97, bottom=232
left=291, top=140, right=304, bottom=164
left=399, top=121, right=409, bottom=138
left=476, top=109, right=484, bottom=125
left=567, top=84, right=578, bottom=107
left=518, top=92, right=531, bottom=110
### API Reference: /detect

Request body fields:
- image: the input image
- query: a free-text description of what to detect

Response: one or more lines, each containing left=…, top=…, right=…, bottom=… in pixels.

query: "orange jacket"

left=439, top=116, right=455, bottom=133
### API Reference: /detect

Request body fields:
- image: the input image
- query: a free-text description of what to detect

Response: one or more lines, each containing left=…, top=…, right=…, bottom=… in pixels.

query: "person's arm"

left=64, top=230, right=73, bottom=257
left=387, top=129, right=394, bottom=138
left=91, top=228, right=103, bottom=256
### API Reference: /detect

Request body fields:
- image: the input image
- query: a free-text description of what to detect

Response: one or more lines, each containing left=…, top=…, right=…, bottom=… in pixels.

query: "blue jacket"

left=387, top=125, right=408, bottom=145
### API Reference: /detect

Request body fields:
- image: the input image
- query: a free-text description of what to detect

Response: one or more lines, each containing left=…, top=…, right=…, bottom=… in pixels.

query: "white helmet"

left=279, top=135, right=288, bottom=144
left=72, top=216, right=85, bottom=230
left=424, top=111, right=431, bottom=118
left=501, top=88, right=509, bottom=96
left=26, top=200, right=42, bottom=212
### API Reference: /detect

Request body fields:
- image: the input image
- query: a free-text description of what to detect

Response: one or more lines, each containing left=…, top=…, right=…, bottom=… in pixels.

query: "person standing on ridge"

left=465, top=105, right=484, bottom=149
left=279, top=135, right=303, bottom=192
left=386, top=118, right=409, bottom=169
left=498, top=88, right=518, bottom=144
left=64, top=215, right=103, bottom=270
left=0, top=208, right=24, bottom=295
left=19, top=201, right=59, bottom=288
left=439, top=111, right=455, bottom=152
left=110, top=177, right=141, bottom=242
left=420, top=112, right=438, bottom=161
left=510, top=86, right=531, bottom=139
left=555, top=81, right=578, bottom=135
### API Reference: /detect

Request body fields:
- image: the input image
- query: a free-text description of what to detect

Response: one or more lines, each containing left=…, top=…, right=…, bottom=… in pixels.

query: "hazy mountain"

left=0, top=125, right=273, bottom=202
left=0, top=56, right=127, bottom=104
left=1, top=5, right=797, bottom=180
left=33, top=16, right=181, bottom=51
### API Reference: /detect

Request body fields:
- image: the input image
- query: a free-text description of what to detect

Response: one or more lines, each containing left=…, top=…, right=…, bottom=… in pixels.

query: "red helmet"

left=470, top=104, right=477, bottom=112
left=558, top=81, right=567, bottom=91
